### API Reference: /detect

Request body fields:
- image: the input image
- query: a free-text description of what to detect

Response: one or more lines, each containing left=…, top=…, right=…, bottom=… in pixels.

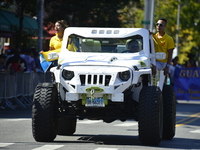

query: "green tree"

left=179, top=0, right=200, bottom=66
left=43, top=0, right=131, bottom=27
left=119, top=1, right=144, bottom=28
left=154, top=0, right=200, bottom=66
left=0, top=0, right=38, bottom=48
left=15, top=0, right=38, bottom=48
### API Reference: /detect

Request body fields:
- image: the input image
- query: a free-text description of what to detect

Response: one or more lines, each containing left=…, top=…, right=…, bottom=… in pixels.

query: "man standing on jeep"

left=152, top=18, right=175, bottom=76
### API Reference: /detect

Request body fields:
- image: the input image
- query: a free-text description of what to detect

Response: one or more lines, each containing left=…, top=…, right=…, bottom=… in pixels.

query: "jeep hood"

left=58, top=51, right=149, bottom=69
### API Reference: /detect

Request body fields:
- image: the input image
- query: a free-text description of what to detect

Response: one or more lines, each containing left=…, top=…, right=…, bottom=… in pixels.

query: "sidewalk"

left=177, top=100, right=200, bottom=104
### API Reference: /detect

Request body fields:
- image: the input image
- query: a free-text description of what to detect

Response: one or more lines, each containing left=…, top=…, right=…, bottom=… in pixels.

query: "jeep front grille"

left=80, top=74, right=111, bottom=86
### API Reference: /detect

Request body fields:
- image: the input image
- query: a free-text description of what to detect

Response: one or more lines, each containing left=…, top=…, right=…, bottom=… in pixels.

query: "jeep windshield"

left=67, top=34, right=143, bottom=53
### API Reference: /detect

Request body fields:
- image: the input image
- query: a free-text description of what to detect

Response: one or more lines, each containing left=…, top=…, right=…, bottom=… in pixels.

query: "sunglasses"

left=156, top=23, right=163, bottom=27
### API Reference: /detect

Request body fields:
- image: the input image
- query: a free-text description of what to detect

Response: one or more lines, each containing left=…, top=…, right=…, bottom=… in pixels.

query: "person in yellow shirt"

left=39, top=20, right=68, bottom=69
left=41, top=20, right=78, bottom=54
left=152, top=18, right=175, bottom=76
left=40, top=20, right=68, bottom=54
left=49, top=20, right=78, bottom=52
left=49, top=20, right=68, bottom=50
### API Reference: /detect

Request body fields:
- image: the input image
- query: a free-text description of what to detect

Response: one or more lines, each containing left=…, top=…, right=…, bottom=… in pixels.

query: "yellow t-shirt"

left=67, top=43, right=78, bottom=52
left=49, top=35, right=62, bottom=50
left=153, top=33, right=175, bottom=63
left=49, top=36, right=77, bottom=52
left=67, top=37, right=78, bottom=52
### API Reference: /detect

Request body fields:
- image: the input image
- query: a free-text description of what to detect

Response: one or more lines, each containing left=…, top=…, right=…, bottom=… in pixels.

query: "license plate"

left=86, top=98, right=105, bottom=107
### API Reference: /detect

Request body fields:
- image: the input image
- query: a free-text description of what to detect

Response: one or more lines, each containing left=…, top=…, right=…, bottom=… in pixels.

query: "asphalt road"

left=0, top=100, right=200, bottom=150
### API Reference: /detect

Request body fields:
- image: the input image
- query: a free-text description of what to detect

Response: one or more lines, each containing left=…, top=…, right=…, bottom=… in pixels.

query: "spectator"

left=185, top=60, right=196, bottom=68
left=0, top=54, right=7, bottom=72
left=169, top=56, right=181, bottom=86
left=33, top=51, right=43, bottom=73
left=5, top=48, right=27, bottom=74
left=8, top=56, right=21, bottom=72
left=5, top=48, right=14, bottom=64
left=20, top=48, right=36, bottom=72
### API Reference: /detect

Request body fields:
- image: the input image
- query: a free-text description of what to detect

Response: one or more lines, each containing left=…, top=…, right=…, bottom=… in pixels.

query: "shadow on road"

left=52, top=134, right=200, bottom=149
left=0, top=107, right=31, bottom=118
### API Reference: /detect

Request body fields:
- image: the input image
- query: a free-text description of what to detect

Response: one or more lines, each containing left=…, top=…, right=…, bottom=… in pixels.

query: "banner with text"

left=174, top=67, right=200, bottom=100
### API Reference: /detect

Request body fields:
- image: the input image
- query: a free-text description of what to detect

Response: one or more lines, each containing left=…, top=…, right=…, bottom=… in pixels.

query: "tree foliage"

left=43, top=0, right=131, bottom=27
left=0, top=0, right=38, bottom=48
left=154, top=0, right=200, bottom=66
left=119, top=1, right=144, bottom=28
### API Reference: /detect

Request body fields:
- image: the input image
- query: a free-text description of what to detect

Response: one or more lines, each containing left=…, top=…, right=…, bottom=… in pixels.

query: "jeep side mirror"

left=155, top=52, right=166, bottom=60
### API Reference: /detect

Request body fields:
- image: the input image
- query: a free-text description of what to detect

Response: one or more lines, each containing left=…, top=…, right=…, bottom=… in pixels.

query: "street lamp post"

left=37, top=0, right=44, bottom=52
left=176, top=0, right=181, bottom=55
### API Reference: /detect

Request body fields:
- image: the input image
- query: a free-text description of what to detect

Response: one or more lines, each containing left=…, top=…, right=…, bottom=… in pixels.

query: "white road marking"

left=0, top=143, right=14, bottom=147
left=1, top=118, right=31, bottom=121
left=78, top=120, right=102, bottom=124
left=95, top=148, right=118, bottom=150
left=32, top=145, right=64, bottom=150
left=114, top=122, right=138, bottom=127
left=190, top=129, right=200, bottom=134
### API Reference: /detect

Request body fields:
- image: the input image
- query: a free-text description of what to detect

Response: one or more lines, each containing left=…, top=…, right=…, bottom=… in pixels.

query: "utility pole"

left=143, top=0, right=155, bottom=31
left=37, top=0, right=44, bottom=52
left=176, top=0, right=180, bottom=55
left=149, top=0, right=155, bottom=32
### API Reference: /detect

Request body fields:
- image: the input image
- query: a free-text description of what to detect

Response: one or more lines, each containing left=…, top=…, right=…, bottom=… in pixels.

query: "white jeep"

left=32, top=27, right=176, bottom=145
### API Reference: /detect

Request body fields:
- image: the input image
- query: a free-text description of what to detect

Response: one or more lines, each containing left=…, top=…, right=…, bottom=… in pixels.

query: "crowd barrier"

left=0, top=71, right=52, bottom=110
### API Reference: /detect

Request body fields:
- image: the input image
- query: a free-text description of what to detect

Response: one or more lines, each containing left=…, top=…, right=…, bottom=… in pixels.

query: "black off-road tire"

left=57, top=117, right=77, bottom=135
left=32, top=83, right=58, bottom=142
left=139, top=86, right=163, bottom=145
left=162, top=84, right=176, bottom=140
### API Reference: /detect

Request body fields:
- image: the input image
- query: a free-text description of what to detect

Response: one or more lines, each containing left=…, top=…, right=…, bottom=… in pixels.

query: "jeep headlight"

left=119, top=70, right=130, bottom=81
left=62, top=69, right=74, bottom=80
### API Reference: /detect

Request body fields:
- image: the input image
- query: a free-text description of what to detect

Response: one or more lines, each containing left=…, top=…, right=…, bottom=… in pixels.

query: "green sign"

left=142, top=20, right=150, bottom=24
